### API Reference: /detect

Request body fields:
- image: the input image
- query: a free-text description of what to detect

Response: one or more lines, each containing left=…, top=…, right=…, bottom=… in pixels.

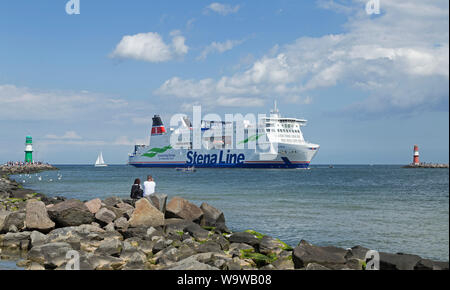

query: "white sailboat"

left=95, top=152, right=108, bottom=167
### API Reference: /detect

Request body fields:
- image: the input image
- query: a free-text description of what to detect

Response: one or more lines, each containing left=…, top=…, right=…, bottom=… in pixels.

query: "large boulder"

left=103, top=196, right=123, bottom=207
left=228, top=232, right=261, bottom=250
left=84, top=198, right=102, bottom=214
left=292, top=240, right=347, bottom=269
left=148, top=194, right=168, bottom=214
left=47, top=199, right=94, bottom=227
left=95, top=238, right=123, bottom=257
left=95, top=207, right=117, bottom=225
left=1, top=211, right=25, bottom=233
left=128, top=198, right=164, bottom=228
left=27, top=242, right=74, bottom=269
left=44, top=224, right=108, bottom=250
left=114, top=217, right=129, bottom=231
left=199, top=202, right=226, bottom=228
left=379, top=252, right=423, bottom=270
left=25, top=199, right=55, bottom=232
left=0, top=210, right=9, bottom=233
left=165, top=197, right=203, bottom=222
left=1, top=231, right=31, bottom=250
left=166, top=253, right=220, bottom=270
left=414, top=259, right=449, bottom=270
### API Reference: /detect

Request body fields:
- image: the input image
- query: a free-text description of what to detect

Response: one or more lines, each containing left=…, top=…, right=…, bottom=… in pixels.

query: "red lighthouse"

left=413, top=145, right=420, bottom=165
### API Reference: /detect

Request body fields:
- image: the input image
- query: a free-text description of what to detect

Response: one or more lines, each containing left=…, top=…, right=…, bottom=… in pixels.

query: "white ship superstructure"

left=128, top=103, right=319, bottom=169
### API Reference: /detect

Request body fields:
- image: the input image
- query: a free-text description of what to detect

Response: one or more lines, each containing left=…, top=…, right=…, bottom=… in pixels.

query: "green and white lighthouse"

left=25, top=136, right=33, bottom=163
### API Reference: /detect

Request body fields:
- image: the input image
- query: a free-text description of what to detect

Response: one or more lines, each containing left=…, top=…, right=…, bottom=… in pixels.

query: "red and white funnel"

left=151, top=115, right=166, bottom=136
left=413, top=145, right=420, bottom=165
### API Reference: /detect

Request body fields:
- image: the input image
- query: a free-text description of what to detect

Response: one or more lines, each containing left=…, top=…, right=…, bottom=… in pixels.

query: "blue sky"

left=0, top=0, right=448, bottom=164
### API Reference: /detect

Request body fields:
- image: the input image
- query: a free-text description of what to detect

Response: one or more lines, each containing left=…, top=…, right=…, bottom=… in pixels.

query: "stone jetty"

left=403, top=163, right=449, bottom=169
left=0, top=172, right=448, bottom=270
left=0, top=163, right=58, bottom=176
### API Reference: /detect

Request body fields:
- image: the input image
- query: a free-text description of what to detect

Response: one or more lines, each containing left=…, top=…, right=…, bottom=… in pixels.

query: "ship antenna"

left=271, top=100, right=280, bottom=117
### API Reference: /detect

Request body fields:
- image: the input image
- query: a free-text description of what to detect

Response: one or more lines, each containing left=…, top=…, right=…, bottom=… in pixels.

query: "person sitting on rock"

left=130, top=178, right=144, bottom=200
left=143, top=175, right=156, bottom=198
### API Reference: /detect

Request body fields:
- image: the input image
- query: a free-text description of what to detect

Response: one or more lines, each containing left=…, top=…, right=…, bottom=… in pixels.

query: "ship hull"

left=128, top=144, right=318, bottom=169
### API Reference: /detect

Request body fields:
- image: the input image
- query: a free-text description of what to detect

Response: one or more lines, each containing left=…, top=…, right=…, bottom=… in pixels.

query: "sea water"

left=8, top=165, right=449, bottom=262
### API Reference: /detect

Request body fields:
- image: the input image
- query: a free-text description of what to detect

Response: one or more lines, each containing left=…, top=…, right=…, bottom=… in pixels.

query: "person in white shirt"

left=143, top=175, right=156, bottom=197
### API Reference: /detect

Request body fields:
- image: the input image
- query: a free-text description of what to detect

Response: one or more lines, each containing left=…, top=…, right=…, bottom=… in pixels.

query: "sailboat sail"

left=95, top=152, right=107, bottom=167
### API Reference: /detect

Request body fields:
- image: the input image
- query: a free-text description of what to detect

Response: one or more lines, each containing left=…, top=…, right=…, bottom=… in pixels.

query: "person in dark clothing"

left=130, top=178, right=144, bottom=200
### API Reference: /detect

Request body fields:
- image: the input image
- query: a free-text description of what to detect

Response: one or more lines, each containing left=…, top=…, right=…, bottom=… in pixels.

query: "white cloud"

left=156, top=0, right=449, bottom=115
left=205, top=3, right=240, bottom=15
left=198, top=39, right=245, bottom=60
left=110, top=31, right=188, bottom=63
left=45, top=131, right=82, bottom=140
left=113, top=136, right=148, bottom=146
left=0, top=85, right=99, bottom=120
left=0, top=84, right=154, bottom=124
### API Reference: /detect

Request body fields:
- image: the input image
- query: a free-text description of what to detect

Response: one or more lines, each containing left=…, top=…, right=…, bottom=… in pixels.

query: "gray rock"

left=184, top=223, right=210, bottom=240
left=345, top=245, right=370, bottom=260
left=228, top=232, right=260, bottom=249
left=30, top=230, right=47, bottom=247
left=95, top=238, right=123, bottom=257
left=1, top=231, right=31, bottom=250
left=199, top=202, right=226, bottom=228
left=8, top=224, right=18, bottom=233
left=306, top=263, right=331, bottom=270
left=228, top=243, right=254, bottom=257
left=88, top=254, right=125, bottom=270
left=414, top=259, right=449, bottom=270
left=292, top=240, right=347, bottom=269
left=114, top=217, right=129, bottom=231
left=165, top=197, right=203, bottom=222
left=95, top=207, right=117, bottom=225
left=0, top=210, right=9, bottom=233
left=272, top=256, right=295, bottom=270
left=209, top=234, right=230, bottom=251
left=123, top=250, right=148, bottom=269
left=120, top=227, right=148, bottom=239
left=174, top=244, right=197, bottom=262
left=84, top=198, right=102, bottom=214
left=379, top=252, right=423, bottom=270
left=128, top=198, right=164, bottom=228
left=196, top=241, right=223, bottom=254
left=27, top=242, right=73, bottom=269
left=45, top=224, right=107, bottom=249
left=148, top=194, right=168, bottom=214
left=1, top=211, right=25, bottom=233
left=47, top=199, right=94, bottom=227
left=115, top=202, right=134, bottom=213
left=259, top=235, right=286, bottom=255
left=103, top=196, right=123, bottom=207
left=25, top=199, right=55, bottom=232
left=104, top=223, right=115, bottom=232
left=166, top=253, right=220, bottom=270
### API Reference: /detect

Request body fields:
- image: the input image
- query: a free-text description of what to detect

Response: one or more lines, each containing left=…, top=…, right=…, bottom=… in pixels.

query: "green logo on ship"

left=238, top=134, right=263, bottom=145
left=142, top=145, right=173, bottom=158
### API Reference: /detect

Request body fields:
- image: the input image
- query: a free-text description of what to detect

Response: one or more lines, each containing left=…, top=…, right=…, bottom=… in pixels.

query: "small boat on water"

left=95, top=152, right=108, bottom=167
left=176, top=167, right=196, bottom=173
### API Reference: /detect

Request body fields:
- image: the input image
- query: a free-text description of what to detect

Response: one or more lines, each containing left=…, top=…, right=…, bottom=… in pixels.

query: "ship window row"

left=275, top=129, right=301, bottom=133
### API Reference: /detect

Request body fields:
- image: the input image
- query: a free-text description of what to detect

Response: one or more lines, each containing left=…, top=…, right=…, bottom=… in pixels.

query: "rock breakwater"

left=0, top=173, right=448, bottom=270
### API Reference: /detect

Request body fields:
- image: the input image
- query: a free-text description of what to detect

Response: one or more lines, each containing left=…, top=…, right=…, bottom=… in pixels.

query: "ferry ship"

left=128, top=103, right=319, bottom=169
